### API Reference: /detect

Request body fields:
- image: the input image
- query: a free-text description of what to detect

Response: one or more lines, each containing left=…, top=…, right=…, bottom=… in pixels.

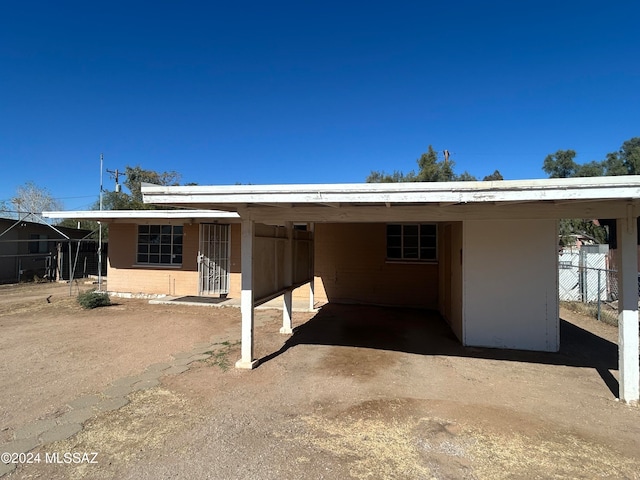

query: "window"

left=386, top=224, right=437, bottom=261
left=137, top=225, right=183, bottom=265
left=29, top=234, right=49, bottom=254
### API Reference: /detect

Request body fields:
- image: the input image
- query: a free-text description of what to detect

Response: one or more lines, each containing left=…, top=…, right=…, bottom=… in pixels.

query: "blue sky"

left=1, top=1, right=639, bottom=211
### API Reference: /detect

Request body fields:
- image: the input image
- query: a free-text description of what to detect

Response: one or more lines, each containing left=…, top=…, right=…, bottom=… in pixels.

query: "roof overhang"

left=42, top=209, right=241, bottom=224
left=141, top=177, right=640, bottom=223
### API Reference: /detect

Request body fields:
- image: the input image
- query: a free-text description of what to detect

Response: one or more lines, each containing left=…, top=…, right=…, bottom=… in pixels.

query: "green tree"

left=540, top=138, right=640, bottom=246
left=619, top=137, right=640, bottom=174
left=455, top=171, right=477, bottom=181
left=574, top=161, right=604, bottom=177
left=482, top=170, right=504, bottom=181
left=542, top=150, right=578, bottom=178
left=367, top=146, right=496, bottom=183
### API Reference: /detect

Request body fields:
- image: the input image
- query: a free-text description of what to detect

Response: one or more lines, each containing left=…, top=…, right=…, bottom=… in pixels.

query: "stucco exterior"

left=308, top=223, right=439, bottom=308
left=462, top=219, right=559, bottom=352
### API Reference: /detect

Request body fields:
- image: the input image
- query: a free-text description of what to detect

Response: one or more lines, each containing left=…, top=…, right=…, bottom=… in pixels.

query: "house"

left=45, top=175, right=640, bottom=403
left=0, top=217, right=98, bottom=283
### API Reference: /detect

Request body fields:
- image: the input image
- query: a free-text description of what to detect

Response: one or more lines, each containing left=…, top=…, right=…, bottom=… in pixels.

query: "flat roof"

left=42, top=209, right=240, bottom=222
left=141, top=176, right=640, bottom=208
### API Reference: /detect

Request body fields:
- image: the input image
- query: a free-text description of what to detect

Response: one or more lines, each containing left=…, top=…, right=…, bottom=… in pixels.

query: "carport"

left=142, top=176, right=640, bottom=403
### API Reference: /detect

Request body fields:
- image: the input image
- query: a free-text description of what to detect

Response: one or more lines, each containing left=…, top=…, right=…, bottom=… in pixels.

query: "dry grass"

left=561, top=300, right=618, bottom=326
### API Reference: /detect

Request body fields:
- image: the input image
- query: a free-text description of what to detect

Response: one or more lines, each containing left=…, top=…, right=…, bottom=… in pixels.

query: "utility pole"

left=106, top=168, right=125, bottom=192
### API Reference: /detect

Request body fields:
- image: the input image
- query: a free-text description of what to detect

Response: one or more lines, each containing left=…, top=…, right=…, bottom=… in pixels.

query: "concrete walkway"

left=149, top=293, right=322, bottom=312
left=0, top=341, right=223, bottom=477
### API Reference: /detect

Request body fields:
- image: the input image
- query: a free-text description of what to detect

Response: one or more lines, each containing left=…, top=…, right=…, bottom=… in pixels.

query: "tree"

left=542, top=150, right=578, bottom=178
left=542, top=137, right=640, bottom=178
left=539, top=138, right=640, bottom=246
left=619, top=137, right=640, bottom=175
left=10, top=182, right=63, bottom=218
left=367, top=146, right=496, bottom=183
left=99, top=165, right=181, bottom=210
left=574, top=161, right=604, bottom=177
left=455, top=171, right=477, bottom=181
left=482, top=170, right=504, bottom=181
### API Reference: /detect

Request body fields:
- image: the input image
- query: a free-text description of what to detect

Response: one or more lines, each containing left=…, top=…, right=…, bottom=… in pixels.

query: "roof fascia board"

left=141, top=176, right=640, bottom=206
left=42, top=210, right=241, bottom=221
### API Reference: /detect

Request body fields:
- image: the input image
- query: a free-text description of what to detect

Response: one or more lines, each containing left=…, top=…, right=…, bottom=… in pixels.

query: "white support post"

left=308, top=222, right=315, bottom=311
left=281, top=222, right=293, bottom=334
left=236, top=219, right=258, bottom=369
left=617, top=213, right=639, bottom=403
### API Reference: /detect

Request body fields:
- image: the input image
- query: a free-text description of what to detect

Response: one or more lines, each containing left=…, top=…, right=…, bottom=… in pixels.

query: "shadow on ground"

left=259, top=303, right=620, bottom=397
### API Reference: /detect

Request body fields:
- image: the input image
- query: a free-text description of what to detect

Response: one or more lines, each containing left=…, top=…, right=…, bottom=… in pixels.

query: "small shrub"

left=77, top=290, right=111, bottom=309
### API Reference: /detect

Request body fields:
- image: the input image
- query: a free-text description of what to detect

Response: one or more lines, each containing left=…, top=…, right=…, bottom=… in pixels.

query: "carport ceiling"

left=141, top=176, right=640, bottom=223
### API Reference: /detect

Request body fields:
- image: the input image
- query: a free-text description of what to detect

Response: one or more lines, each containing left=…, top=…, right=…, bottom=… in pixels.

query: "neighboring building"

left=0, top=217, right=98, bottom=284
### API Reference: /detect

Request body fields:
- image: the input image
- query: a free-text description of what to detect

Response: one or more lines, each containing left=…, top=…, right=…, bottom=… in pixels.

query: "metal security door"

left=198, top=224, right=231, bottom=296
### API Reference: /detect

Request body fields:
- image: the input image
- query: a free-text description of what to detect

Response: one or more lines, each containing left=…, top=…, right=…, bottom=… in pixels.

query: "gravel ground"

left=1, top=283, right=640, bottom=479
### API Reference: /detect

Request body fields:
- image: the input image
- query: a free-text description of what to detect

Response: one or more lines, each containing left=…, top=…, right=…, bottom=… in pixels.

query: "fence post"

left=597, top=268, right=601, bottom=322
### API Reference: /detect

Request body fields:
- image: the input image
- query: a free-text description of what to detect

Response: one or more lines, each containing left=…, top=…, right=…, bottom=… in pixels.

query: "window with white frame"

left=137, top=225, right=183, bottom=265
left=386, top=223, right=437, bottom=261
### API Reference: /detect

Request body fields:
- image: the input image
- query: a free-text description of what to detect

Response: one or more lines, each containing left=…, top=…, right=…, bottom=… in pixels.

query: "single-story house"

left=44, top=175, right=640, bottom=403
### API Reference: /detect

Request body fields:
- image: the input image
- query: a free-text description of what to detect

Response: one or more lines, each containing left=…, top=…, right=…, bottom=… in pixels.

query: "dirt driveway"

left=1, top=282, right=640, bottom=479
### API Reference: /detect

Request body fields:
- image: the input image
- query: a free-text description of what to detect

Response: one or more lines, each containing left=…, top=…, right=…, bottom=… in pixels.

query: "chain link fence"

left=558, top=248, right=620, bottom=324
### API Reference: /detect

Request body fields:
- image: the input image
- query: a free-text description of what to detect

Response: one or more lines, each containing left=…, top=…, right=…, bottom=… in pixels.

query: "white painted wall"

left=463, top=219, right=559, bottom=352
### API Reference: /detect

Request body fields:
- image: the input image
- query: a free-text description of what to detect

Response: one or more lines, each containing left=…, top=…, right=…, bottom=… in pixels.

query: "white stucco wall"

left=463, top=219, right=559, bottom=352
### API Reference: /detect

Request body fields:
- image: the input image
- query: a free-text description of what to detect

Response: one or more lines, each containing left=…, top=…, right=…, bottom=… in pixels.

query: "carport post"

left=617, top=213, right=639, bottom=403
left=236, top=219, right=258, bottom=369
left=280, top=222, right=293, bottom=334
left=308, top=222, right=315, bottom=311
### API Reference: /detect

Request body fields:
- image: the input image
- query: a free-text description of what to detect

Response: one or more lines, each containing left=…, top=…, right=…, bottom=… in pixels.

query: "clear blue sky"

left=1, top=1, right=639, bottom=210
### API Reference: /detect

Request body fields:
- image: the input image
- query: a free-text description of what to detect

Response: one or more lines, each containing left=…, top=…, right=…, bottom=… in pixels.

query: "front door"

left=198, top=224, right=230, bottom=296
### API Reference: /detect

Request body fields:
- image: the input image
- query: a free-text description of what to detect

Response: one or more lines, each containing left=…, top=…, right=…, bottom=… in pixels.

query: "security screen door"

left=198, top=224, right=230, bottom=296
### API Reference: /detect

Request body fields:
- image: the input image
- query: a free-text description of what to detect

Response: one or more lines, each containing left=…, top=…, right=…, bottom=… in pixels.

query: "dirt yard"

left=1, top=282, right=640, bottom=479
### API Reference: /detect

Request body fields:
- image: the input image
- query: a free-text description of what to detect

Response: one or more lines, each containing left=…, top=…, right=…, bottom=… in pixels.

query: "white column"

left=236, top=219, right=258, bottom=369
left=281, top=222, right=293, bottom=334
left=308, top=222, right=315, bottom=311
left=617, top=213, right=639, bottom=403
left=309, top=279, right=315, bottom=311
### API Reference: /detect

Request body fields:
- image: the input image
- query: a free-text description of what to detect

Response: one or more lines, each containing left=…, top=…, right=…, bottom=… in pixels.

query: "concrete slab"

left=149, top=294, right=321, bottom=313
left=14, top=419, right=57, bottom=441
left=0, top=437, right=40, bottom=456
left=187, top=353, right=211, bottom=362
left=0, top=460, right=16, bottom=477
left=131, top=379, right=160, bottom=392
left=103, top=384, right=135, bottom=398
left=39, top=423, right=82, bottom=444
left=191, top=344, right=215, bottom=354
left=136, top=370, right=162, bottom=382
left=144, top=362, right=172, bottom=373
left=58, top=408, right=95, bottom=426
left=110, top=375, right=143, bottom=388
left=162, top=365, right=190, bottom=375
left=67, top=394, right=101, bottom=410
left=94, top=396, right=129, bottom=414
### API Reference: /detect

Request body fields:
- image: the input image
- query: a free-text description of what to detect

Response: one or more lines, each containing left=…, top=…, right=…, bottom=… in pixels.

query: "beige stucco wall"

left=438, top=222, right=463, bottom=341
left=462, top=219, right=559, bottom=352
left=107, top=222, right=241, bottom=297
left=307, top=223, right=438, bottom=308
left=107, top=222, right=199, bottom=296
left=228, top=223, right=242, bottom=297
